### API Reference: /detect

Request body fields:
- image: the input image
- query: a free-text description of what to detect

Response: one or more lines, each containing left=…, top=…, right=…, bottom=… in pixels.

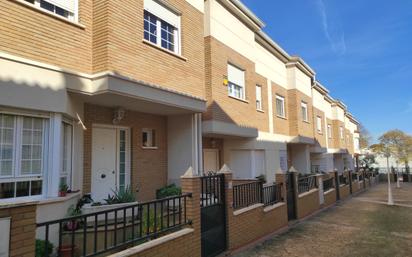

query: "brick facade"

left=313, top=107, right=327, bottom=148
left=296, top=189, right=320, bottom=219
left=287, top=89, right=314, bottom=138
left=83, top=104, right=167, bottom=201
left=272, top=83, right=289, bottom=135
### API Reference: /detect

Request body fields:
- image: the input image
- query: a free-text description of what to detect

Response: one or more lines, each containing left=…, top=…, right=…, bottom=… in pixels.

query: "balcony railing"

left=323, top=177, right=334, bottom=192
left=262, top=183, right=283, bottom=206
left=298, top=175, right=318, bottom=194
left=339, top=174, right=349, bottom=185
left=36, top=194, right=192, bottom=257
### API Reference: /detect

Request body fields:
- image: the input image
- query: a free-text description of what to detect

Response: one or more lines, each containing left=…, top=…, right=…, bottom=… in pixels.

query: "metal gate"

left=200, top=174, right=227, bottom=257
left=286, top=172, right=297, bottom=220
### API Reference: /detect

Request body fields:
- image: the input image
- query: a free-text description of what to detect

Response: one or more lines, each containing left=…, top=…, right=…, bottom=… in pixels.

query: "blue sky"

left=241, top=0, right=412, bottom=140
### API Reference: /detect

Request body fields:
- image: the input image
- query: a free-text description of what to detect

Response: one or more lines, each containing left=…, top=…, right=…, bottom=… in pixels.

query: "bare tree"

left=359, top=124, right=372, bottom=149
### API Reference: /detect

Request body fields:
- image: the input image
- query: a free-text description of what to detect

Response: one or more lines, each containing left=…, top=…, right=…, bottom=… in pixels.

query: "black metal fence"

left=233, top=182, right=283, bottom=209
left=200, top=174, right=225, bottom=208
left=351, top=172, right=358, bottom=182
left=339, top=174, right=349, bottom=185
left=36, top=194, right=192, bottom=257
left=323, top=177, right=334, bottom=192
left=298, top=175, right=318, bottom=194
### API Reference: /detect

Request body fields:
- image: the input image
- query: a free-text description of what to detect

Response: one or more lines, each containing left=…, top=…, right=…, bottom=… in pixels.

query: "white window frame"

left=142, top=128, right=157, bottom=149
left=227, top=64, right=246, bottom=100
left=60, top=121, right=73, bottom=189
left=327, top=124, right=332, bottom=139
left=316, top=116, right=322, bottom=133
left=0, top=114, right=49, bottom=200
left=301, top=102, right=308, bottom=122
left=143, top=4, right=181, bottom=55
left=25, top=0, right=77, bottom=22
left=255, top=85, right=263, bottom=111
left=276, top=95, right=286, bottom=118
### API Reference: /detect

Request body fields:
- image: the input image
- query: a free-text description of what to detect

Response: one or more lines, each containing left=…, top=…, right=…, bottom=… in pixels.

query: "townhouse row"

left=0, top=0, right=359, bottom=226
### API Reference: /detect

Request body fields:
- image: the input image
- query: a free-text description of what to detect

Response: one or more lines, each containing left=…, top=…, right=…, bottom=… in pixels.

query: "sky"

left=241, top=0, right=412, bottom=140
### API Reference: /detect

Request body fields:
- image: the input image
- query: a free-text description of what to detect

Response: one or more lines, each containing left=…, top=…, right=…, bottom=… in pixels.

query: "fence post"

left=218, top=164, right=233, bottom=250
left=317, top=174, right=324, bottom=206
left=348, top=170, right=353, bottom=194
left=180, top=167, right=202, bottom=257
left=275, top=173, right=287, bottom=202
left=333, top=170, right=340, bottom=201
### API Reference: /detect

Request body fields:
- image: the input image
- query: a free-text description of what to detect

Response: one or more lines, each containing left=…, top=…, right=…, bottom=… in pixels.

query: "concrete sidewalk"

left=234, top=183, right=412, bottom=257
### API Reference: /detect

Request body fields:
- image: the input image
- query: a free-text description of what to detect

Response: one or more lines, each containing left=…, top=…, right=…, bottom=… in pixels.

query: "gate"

left=200, top=174, right=227, bottom=257
left=286, top=172, right=297, bottom=220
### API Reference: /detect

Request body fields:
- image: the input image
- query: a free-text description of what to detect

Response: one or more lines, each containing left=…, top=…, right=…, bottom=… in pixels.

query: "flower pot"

left=59, top=191, right=67, bottom=197
left=65, top=220, right=79, bottom=231
left=59, top=245, right=76, bottom=257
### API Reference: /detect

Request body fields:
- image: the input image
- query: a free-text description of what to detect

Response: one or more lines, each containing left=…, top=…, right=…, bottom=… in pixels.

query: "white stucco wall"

left=290, top=144, right=311, bottom=173
left=332, top=105, right=345, bottom=122
left=286, top=67, right=312, bottom=97
left=186, top=0, right=203, bottom=13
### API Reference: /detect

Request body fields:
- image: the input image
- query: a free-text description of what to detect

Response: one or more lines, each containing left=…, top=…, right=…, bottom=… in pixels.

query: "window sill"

left=303, top=120, right=310, bottom=124
left=256, top=109, right=265, bottom=113
left=12, top=0, right=86, bottom=29
left=228, top=95, right=249, bottom=103
left=142, top=40, right=187, bottom=61
left=142, top=146, right=158, bottom=150
left=37, top=191, right=81, bottom=206
left=276, top=115, right=287, bottom=120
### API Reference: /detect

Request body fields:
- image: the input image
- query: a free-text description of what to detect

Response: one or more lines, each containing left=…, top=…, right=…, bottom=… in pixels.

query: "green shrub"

left=104, top=186, right=136, bottom=205
left=156, top=184, right=181, bottom=199
left=35, top=239, right=54, bottom=257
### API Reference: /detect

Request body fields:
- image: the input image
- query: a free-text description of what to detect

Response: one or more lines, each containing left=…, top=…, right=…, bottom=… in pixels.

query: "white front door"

left=91, top=126, right=130, bottom=202
left=203, top=149, right=219, bottom=173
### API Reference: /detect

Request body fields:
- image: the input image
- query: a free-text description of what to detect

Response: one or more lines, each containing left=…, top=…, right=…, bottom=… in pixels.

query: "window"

left=340, top=126, right=344, bottom=139
left=0, top=114, right=48, bottom=199
left=142, top=129, right=156, bottom=148
left=255, top=85, right=262, bottom=110
left=24, top=0, right=76, bottom=21
left=227, top=64, right=245, bottom=100
left=144, top=0, right=181, bottom=54
left=327, top=124, right=332, bottom=139
left=60, top=122, right=72, bottom=188
left=119, top=130, right=127, bottom=192
left=301, top=102, right=308, bottom=122
left=316, top=116, right=322, bottom=133
left=276, top=95, right=285, bottom=118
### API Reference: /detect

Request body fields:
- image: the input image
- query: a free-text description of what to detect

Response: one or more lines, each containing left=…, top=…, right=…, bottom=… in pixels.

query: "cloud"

left=316, top=0, right=346, bottom=55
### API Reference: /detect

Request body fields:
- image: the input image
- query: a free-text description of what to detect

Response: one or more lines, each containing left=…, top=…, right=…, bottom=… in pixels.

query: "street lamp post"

left=386, top=154, right=394, bottom=205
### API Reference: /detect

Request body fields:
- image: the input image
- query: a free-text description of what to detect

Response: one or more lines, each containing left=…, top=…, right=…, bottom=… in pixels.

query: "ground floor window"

left=60, top=122, right=73, bottom=189
left=0, top=114, right=48, bottom=199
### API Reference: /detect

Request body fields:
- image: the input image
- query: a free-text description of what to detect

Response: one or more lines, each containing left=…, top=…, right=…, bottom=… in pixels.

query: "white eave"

left=286, top=56, right=316, bottom=78
left=217, top=0, right=265, bottom=32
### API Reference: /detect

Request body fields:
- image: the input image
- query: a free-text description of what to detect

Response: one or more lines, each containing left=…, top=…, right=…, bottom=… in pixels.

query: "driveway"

left=234, top=183, right=412, bottom=257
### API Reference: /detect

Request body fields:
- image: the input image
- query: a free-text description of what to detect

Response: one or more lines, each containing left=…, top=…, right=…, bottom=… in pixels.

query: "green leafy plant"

left=255, top=174, right=267, bottom=184
left=59, top=182, right=69, bottom=193
left=104, top=186, right=136, bottom=205
left=67, top=204, right=82, bottom=217
left=35, top=239, right=54, bottom=257
left=156, top=184, right=182, bottom=199
left=141, top=207, right=162, bottom=234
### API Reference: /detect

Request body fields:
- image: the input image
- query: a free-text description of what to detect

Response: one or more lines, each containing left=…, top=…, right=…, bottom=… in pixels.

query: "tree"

left=359, top=153, right=376, bottom=169
left=359, top=124, right=372, bottom=149
left=370, top=142, right=394, bottom=205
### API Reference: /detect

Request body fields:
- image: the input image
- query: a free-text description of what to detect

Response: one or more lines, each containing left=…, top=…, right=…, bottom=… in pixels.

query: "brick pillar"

left=331, top=171, right=340, bottom=201
left=0, top=203, right=37, bottom=257
left=275, top=173, right=287, bottom=202
left=218, top=165, right=233, bottom=250
left=317, top=174, right=324, bottom=205
left=348, top=170, right=353, bottom=194
left=181, top=169, right=201, bottom=257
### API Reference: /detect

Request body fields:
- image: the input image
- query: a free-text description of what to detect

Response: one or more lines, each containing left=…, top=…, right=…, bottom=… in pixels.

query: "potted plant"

left=59, top=182, right=69, bottom=197
left=64, top=204, right=82, bottom=231
left=35, top=239, right=54, bottom=257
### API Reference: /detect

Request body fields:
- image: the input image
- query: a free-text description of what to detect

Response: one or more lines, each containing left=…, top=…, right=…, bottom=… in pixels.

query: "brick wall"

left=272, top=83, right=289, bottom=135
left=296, top=189, right=320, bottom=219
left=332, top=120, right=345, bottom=149
left=83, top=104, right=167, bottom=201
left=326, top=118, right=334, bottom=147
left=340, top=184, right=350, bottom=199
left=287, top=89, right=314, bottom=138
left=313, top=107, right=327, bottom=148
left=0, top=203, right=37, bottom=257
left=323, top=189, right=336, bottom=207
left=204, top=36, right=269, bottom=132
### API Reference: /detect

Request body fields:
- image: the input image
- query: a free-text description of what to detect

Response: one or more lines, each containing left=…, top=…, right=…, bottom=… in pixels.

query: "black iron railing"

left=323, top=177, right=334, bottom=192
left=36, top=194, right=192, bottom=257
left=233, top=181, right=263, bottom=209
left=339, top=174, right=349, bottom=185
left=351, top=172, right=358, bottom=182
left=200, top=174, right=225, bottom=208
left=358, top=173, right=364, bottom=181
left=298, top=175, right=318, bottom=194
left=263, top=183, right=283, bottom=206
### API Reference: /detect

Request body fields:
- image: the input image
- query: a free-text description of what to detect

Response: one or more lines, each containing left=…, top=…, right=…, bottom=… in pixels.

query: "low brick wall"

left=297, top=189, right=320, bottom=219
left=351, top=181, right=360, bottom=193
left=0, top=202, right=37, bottom=257
left=109, top=228, right=196, bottom=257
left=228, top=203, right=288, bottom=251
left=323, top=189, right=336, bottom=207
left=340, top=184, right=350, bottom=199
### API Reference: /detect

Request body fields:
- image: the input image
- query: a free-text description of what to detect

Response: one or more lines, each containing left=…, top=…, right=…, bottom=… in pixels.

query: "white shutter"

left=47, top=0, right=76, bottom=13
left=228, top=64, right=245, bottom=87
left=144, top=0, right=180, bottom=27
left=256, top=86, right=262, bottom=102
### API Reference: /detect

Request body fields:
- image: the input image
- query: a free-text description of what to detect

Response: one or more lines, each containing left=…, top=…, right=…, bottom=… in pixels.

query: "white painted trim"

left=233, top=203, right=264, bottom=216
left=263, top=202, right=285, bottom=213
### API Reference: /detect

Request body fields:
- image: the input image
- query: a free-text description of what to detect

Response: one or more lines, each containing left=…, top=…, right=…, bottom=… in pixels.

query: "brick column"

left=0, top=203, right=37, bottom=257
left=348, top=170, right=353, bottom=194
left=317, top=174, right=324, bottom=205
left=180, top=168, right=201, bottom=257
left=275, top=173, right=287, bottom=202
left=218, top=165, right=234, bottom=250
left=331, top=170, right=340, bottom=201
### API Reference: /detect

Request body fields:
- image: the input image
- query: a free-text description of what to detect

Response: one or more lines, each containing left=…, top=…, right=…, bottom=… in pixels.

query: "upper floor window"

left=327, top=124, right=332, bottom=139
left=227, top=64, right=245, bottom=100
left=276, top=95, right=285, bottom=118
left=144, top=0, right=181, bottom=55
left=316, top=116, right=322, bottom=133
left=340, top=126, right=344, bottom=139
left=255, top=85, right=263, bottom=111
left=24, top=0, right=76, bottom=21
left=301, top=102, right=308, bottom=122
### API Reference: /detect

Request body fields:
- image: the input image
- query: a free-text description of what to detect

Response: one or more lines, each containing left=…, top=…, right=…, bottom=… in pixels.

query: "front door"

left=203, top=149, right=219, bottom=174
left=91, top=126, right=129, bottom=202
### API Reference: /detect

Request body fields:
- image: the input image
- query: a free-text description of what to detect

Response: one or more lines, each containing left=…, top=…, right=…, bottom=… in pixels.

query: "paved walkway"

left=234, top=183, right=412, bottom=257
